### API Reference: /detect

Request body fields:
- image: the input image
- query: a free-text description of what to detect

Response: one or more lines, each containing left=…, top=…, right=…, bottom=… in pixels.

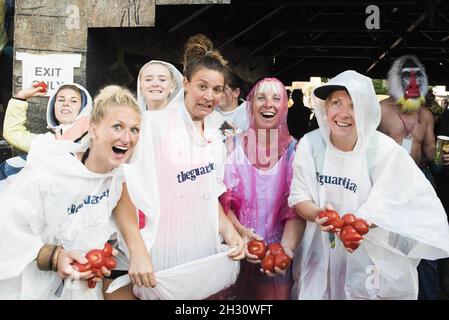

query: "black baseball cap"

left=314, top=85, right=347, bottom=100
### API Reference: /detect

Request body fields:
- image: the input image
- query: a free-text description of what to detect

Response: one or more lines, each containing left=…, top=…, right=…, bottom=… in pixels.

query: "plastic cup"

left=435, top=135, right=449, bottom=165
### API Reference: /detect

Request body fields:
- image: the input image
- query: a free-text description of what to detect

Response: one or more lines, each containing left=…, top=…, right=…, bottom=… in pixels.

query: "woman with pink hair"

left=220, top=77, right=305, bottom=299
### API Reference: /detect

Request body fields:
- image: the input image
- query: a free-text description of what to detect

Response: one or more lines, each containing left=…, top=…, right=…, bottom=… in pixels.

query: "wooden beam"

left=217, top=5, right=287, bottom=49
left=156, top=0, right=229, bottom=4
left=168, top=4, right=214, bottom=33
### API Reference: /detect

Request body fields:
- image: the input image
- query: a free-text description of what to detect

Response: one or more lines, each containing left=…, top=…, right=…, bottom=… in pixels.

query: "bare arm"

left=281, top=218, right=306, bottom=253
left=294, top=200, right=321, bottom=222
left=294, top=200, right=334, bottom=233
left=218, top=201, right=245, bottom=260
left=113, top=183, right=155, bottom=287
left=225, top=208, right=260, bottom=241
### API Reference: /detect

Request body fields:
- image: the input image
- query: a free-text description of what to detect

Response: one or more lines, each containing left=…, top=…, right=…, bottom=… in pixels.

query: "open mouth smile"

left=336, top=121, right=352, bottom=127
left=112, top=145, right=129, bottom=157
left=261, top=111, right=276, bottom=119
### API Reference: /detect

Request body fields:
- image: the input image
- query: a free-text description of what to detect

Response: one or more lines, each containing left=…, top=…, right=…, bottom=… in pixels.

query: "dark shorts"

left=104, top=270, right=128, bottom=280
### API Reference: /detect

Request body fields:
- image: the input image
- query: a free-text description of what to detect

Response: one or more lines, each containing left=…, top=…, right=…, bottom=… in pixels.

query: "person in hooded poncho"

left=0, top=85, right=151, bottom=299
left=219, top=77, right=305, bottom=300
left=134, top=60, right=183, bottom=229
left=288, top=70, right=449, bottom=300
left=1, top=83, right=92, bottom=181
left=137, top=60, right=184, bottom=112
left=105, top=34, right=244, bottom=300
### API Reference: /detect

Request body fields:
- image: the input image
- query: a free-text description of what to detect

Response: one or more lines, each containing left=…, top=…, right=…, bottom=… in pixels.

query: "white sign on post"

left=16, top=52, right=82, bottom=97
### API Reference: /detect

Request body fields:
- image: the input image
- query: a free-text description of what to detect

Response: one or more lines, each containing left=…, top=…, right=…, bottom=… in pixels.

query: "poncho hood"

left=312, top=70, right=381, bottom=155
left=137, top=60, right=184, bottom=111
left=46, top=83, right=92, bottom=130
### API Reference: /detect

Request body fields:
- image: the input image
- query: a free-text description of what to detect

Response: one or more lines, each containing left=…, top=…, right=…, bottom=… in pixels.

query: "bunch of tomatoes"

left=247, top=240, right=291, bottom=273
left=318, top=210, right=369, bottom=251
left=71, top=243, right=117, bottom=289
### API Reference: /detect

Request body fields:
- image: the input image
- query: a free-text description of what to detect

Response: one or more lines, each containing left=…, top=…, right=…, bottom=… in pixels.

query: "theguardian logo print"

left=67, top=189, right=110, bottom=215
left=316, top=172, right=358, bottom=193
left=177, top=162, right=215, bottom=183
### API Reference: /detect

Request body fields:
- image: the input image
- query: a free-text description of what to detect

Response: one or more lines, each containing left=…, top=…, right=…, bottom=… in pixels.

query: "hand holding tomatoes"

left=316, top=207, right=371, bottom=252
left=316, top=209, right=344, bottom=233
left=260, top=243, right=293, bottom=277
left=247, top=239, right=267, bottom=262
left=15, top=83, right=48, bottom=100
left=339, top=214, right=370, bottom=252
left=33, top=81, right=47, bottom=94
left=71, top=242, right=117, bottom=289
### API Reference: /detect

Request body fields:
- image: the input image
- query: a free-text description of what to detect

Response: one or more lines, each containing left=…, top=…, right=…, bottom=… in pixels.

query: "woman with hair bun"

left=108, top=34, right=245, bottom=300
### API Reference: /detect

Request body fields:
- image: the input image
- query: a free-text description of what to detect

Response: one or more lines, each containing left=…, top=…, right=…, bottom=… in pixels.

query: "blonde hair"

left=91, top=85, right=140, bottom=124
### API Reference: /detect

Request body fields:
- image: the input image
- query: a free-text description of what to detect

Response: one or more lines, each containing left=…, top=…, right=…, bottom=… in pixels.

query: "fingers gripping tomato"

left=261, top=255, right=275, bottom=273
left=71, top=242, right=116, bottom=289
left=318, top=210, right=344, bottom=231
left=34, top=81, right=47, bottom=93
left=274, top=252, right=291, bottom=270
left=339, top=214, right=370, bottom=251
left=247, top=239, right=267, bottom=260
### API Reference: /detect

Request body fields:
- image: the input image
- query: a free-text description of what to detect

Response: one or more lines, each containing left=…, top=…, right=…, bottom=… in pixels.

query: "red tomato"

left=317, top=211, right=331, bottom=226
left=267, top=243, right=284, bottom=256
left=319, top=210, right=341, bottom=227
left=274, top=252, right=291, bottom=270
left=103, top=242, right=113, bottom=257
left=34, top=81, right=47, bottom=93
left=86, top=249, right=105, bottom=269
left=353, top=219, right=369, bottom=235
left=330, top=217, right=344, bottom=230
left=342, top=231, right=362, bottom=243
left=326, top=211, right=340, bottom=221
left=87, top=279, right=96, bottom=289
left=71, top=261, right=92, bottom=272
left=340, top=225, right=357, bottom=239
left=343, top=241, right=359, bottom=251
left=104, top=256, right=117, bottom=270
left=261, top=255, right=274, bottom=273
left=247, top=239, right=267, bottom=260
left=342, top=213, right=357, bottom=226
left=317, top=211, right=328, bottom=219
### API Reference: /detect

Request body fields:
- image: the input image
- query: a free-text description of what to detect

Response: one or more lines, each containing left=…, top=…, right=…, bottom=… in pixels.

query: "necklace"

left=397, top=107, right=419, bottom=135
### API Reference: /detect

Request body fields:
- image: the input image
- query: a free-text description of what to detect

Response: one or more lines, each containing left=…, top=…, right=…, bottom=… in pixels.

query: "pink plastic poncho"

left=219, top=77, right=299, bottom=299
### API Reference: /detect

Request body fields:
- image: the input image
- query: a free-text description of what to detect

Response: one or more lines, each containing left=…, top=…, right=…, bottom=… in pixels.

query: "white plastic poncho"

left=288, top=70, right=449, bottom=300
left=109, top=103, right=240, bottom=299
left=0, top=134, right=124, bottom=299
left=0, top=83, right=93, bottom=189
left=205, top=101, right=249, bottom=139
left=136, top=60, right=184, bottom=111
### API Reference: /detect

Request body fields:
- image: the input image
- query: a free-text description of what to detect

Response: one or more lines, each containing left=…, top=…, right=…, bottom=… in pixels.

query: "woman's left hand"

left=128, top=248, right=156, bottom=288
left=222, top=227, right=245, bottom=261
left=336, top=220, right=373, bottom=253
left=442, top=153, right=449, bottom=166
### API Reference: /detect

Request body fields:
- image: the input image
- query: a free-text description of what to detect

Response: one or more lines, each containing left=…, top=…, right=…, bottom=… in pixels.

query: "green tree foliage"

left=372, top=79, right=388, bottom=94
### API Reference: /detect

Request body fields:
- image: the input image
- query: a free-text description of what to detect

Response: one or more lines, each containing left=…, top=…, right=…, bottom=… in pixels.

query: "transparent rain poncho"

left=288, top=70, right=449, bottom=299
left=219, top=78, right=300, bottom=299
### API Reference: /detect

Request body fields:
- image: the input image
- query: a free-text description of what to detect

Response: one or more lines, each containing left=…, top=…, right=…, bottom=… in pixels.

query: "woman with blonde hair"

left=0, top=85, right=151, bottom=299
